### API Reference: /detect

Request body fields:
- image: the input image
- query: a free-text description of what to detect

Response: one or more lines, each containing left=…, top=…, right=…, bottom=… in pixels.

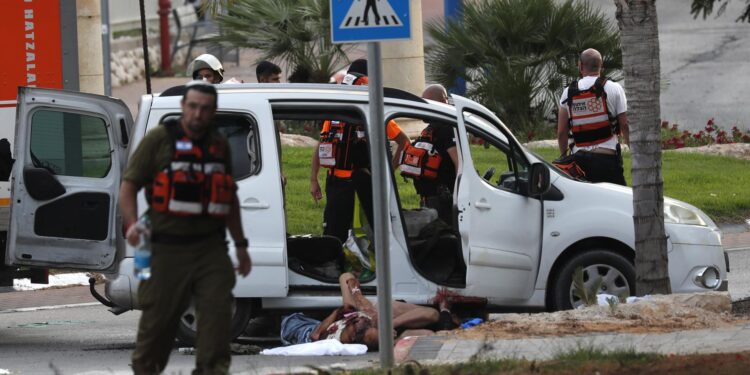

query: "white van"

left=6, top=85, right=728, bottom=343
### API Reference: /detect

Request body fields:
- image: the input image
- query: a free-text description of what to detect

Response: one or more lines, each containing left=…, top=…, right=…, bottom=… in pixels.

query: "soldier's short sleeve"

left=122, top=127, right=167, bottom=188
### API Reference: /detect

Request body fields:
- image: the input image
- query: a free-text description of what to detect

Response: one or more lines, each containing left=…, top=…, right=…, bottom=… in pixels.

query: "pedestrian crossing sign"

left=331, top=0, right=412, bottom=43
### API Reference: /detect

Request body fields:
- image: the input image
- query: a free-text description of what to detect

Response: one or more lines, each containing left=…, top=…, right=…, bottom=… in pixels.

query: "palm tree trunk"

left=614, top=0, right=671, bottom=295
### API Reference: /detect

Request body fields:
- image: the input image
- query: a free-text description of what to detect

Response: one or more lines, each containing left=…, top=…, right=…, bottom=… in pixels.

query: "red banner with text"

left=1, top=0, right=63, bottom=105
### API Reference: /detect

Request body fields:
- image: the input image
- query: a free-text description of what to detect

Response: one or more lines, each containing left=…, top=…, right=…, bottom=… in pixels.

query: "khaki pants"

left=132, top=243, right=236, bottom=375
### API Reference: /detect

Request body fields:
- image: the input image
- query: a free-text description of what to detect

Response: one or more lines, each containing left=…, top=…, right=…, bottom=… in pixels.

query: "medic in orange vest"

left=310, top=59, right=411, bottom=242
left=557, top=48, right=629, bottom=185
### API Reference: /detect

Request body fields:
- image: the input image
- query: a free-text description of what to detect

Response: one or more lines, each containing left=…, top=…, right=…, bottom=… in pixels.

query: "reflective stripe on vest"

left=207, top=202, right=231, bottom=216
left=567, top=82, right=614, bottom=147
left=168, top=200, right=203, bottom=215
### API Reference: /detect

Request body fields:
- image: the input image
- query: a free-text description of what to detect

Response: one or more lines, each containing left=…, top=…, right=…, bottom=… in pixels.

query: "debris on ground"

left=446, top=292, right=741, bottom=340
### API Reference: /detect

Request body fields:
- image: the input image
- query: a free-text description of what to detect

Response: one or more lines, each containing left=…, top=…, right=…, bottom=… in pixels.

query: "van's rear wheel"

left=550, top=250, right=635, bottom=311
left=176, top=298, right=253, bottom=347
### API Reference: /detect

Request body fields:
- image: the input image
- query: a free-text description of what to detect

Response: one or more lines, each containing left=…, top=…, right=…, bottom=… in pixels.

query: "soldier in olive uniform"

left=120, top=82, right=252, bottom=374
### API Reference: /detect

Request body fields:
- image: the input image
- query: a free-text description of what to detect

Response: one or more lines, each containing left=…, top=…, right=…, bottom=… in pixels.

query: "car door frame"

left=6, top=87, right=131, bottom=271
left=452, top=95, right=544, bottom=300
left=381, top=105, right=466, bottom=291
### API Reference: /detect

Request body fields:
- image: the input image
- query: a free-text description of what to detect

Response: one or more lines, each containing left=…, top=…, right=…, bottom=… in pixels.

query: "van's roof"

left=149, top=83, right=509, bottom=139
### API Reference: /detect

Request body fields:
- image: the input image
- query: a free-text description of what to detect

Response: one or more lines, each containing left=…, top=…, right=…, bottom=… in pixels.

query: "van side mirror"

left=527, top=162, right=550, bottom=197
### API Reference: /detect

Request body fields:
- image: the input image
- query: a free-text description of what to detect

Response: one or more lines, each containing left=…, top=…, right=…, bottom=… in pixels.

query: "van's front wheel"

left=176, top=298, right=253, bottom=347
left=550, top=250, right=635, bottom=311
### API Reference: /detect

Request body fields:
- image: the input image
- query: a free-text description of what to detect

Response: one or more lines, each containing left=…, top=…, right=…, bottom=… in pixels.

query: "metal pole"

left=367, top=42, right=394, bottom=369
left=158, top=0, right=172, bottom=75
left=101, top=0, right=112, bottom=96
left=444, top=0, right=466, bottom=95
left=139, top=0, right=152, bottom=94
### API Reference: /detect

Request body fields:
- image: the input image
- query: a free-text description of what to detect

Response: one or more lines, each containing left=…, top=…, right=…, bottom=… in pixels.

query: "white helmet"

left=187, top=54, right=224, bottom=83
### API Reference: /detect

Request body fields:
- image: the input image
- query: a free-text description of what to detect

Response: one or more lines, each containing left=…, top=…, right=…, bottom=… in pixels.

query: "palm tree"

left=615, top=0, right=671, bottom=296
left=425, top=0, right=622, bottom=136
left=209, top=0, right=352, bottom=83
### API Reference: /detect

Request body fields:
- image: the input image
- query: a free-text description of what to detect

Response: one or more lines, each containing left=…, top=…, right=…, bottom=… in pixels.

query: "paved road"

left=729, top=248, right=750, bottom=301
left=0, top=304, right=377, bottom=374
left=576, top=0, right=750, bottom=131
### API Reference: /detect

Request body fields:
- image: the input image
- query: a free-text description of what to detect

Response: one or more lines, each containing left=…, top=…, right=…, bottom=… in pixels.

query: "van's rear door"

left=6, top=87, right=131, bottom=270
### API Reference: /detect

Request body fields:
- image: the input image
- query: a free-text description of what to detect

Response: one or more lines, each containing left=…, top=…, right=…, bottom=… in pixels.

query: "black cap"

left=347, top=59, right=368, bottom=76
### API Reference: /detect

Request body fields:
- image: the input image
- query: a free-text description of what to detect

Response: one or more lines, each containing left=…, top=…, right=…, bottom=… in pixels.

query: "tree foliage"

left=425, top=0, right=622, bottom=134
left=691, top=0, right=750, bottom=22
left=213, top=0, right=352, bottom=83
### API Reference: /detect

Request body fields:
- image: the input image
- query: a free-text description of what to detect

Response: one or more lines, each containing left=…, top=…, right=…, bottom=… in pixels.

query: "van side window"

left=30, top=110, right=112, bottom=178
left=160, top=113, right=261, bottom=179
left=466, top=126, right=529, bottom=194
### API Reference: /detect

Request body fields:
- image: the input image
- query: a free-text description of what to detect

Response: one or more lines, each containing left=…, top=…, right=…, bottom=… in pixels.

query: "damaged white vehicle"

left=6, top=85, right=728, bottom=343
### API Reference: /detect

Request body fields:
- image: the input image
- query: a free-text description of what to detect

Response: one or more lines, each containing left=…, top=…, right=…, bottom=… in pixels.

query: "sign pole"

left=367, top=42, right=394, bottom=368
left=331, top=0, right=411, bottom=367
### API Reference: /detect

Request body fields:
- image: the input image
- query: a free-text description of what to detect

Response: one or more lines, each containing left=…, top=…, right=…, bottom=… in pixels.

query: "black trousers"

left=323, top=169, right=374, bottom=243
left=573, top=151, right=626, bottom=186
left=421, top=184, right=453, bottom=226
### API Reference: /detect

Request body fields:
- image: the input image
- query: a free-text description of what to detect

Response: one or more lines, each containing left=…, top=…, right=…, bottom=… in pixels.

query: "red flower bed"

left=661, top=118, right=750, bottom=150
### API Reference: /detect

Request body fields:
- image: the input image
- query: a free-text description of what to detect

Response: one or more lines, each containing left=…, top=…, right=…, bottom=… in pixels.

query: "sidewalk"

left=401, top=323, right=750, bottom=363
left=0, top=284, right=102, bottom=312
left=721, top=222, right=750, bottom=251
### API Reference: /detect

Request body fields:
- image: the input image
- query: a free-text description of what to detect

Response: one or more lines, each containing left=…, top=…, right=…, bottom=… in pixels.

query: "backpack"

left=399, top=126, right=442, bottom=180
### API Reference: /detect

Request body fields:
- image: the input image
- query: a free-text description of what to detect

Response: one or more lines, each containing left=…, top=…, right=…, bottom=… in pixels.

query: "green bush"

left=215, top=0, right=351, bottom=83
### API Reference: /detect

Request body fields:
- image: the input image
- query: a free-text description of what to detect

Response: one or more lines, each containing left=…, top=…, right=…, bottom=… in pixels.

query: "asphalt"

left=0, top=223, right=747, bottom=370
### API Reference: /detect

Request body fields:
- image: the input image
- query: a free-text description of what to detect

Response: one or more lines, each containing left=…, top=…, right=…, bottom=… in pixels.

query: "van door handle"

left=241, top=198, right=270, bottom=209
left=474, top=199, right=491, bottom=210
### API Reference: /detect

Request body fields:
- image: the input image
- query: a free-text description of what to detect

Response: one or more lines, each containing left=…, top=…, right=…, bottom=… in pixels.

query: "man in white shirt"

left=557, top=48, right=629, bottom=185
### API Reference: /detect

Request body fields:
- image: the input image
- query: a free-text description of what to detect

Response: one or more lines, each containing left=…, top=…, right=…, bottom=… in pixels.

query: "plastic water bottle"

left=133, top=217, right=151, bottom=281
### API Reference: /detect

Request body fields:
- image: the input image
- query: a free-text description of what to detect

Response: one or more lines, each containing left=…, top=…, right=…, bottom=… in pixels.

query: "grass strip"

left=282, top=146, right=750, bottom=235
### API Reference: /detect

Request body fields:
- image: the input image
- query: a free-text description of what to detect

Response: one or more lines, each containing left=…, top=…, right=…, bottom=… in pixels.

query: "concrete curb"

left=401, top=323, right=750, bottom=364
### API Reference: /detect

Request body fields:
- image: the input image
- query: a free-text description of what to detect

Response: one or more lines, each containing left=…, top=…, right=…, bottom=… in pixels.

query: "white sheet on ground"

left=260, top=339, right=368, bottom=356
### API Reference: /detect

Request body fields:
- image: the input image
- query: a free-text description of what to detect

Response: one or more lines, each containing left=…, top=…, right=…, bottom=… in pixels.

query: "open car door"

left=6, top=87, right=131, bottom=271
left=453, top=95, right=543, bottom=300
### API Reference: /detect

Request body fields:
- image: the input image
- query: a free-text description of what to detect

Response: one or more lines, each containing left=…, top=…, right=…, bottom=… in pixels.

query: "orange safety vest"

left=399, top=126, right=442, bottom=180
left=318, top=120, right=368, bottom=178
left=564, top=77, right=619, bottom=148
left=150, top=120, right=236, bottom=217
left=342, top=72, right=368, bottom=86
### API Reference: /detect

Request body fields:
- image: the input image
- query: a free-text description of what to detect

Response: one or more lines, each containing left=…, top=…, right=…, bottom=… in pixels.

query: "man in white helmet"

left=187, top=54, right=225, bottom=84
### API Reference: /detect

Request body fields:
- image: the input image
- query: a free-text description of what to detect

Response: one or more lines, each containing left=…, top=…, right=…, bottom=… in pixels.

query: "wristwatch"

left=234, top=238, right=249, bottom=248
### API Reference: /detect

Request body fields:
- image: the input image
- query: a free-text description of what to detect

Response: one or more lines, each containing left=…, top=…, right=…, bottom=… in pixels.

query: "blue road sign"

left=331, top=0, right=411, bottom=43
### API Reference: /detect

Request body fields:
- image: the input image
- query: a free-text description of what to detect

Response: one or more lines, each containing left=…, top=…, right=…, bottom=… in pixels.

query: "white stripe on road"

left=0, top=302, right=100, bottom=314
